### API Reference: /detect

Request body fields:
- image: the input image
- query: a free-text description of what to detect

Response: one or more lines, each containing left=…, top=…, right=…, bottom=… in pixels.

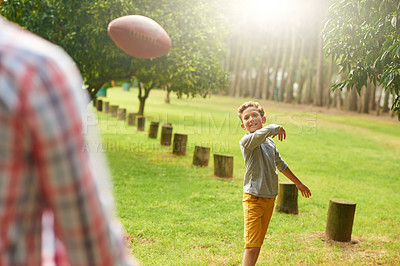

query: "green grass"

left=96, top=87, right=400, bottom=265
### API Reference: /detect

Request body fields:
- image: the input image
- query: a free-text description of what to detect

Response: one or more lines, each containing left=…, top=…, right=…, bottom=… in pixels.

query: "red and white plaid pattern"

left=0, top=17, right=134, bottom=265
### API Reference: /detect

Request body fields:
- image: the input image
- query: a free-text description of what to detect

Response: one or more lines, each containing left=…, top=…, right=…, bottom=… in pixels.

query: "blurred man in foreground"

left=0, top=13, right=136, bottom=265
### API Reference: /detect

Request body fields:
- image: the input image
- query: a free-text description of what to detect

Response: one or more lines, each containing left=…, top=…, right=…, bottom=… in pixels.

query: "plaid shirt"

left=0, top=18, right=134, bottom=265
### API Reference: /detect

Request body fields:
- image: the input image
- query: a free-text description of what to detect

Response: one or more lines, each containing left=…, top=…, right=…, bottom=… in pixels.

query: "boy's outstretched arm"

left=281, top=167, right=311, bottom=198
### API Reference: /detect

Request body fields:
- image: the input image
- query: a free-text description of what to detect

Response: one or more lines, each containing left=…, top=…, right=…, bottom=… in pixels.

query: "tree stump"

left=110, top=105, right=118, bottom=117
left=102, top=101, right=110, bottom=113
left=117, top=108, right=126, bottom=120
left=275, top=181, right=298, bottom=214
left=172, top=133, right=187, bottom=155
left=160, top=123, right=173, bottom=146
left=325, top=199, right=356, bottom=242
left=213, top=154, right=233, bottom=178
left=148, top=121, right=159, bottom=138
left=192, top=146, right=210, bottom=167
left=128, top=113, right=137, bottom=126
left=137, top=116, right=145, bottom=131
left=92, top=97, right=97, bottom=107
left=96, top=99, right=103, bottom=111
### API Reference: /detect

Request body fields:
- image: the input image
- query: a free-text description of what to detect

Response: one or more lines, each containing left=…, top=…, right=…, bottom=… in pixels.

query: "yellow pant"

left=243, top=193, right=276, bottom=248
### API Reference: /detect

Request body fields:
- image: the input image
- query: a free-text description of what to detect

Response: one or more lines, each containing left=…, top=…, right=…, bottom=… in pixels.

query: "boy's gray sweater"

left=239, top=124, right=288, bottom=198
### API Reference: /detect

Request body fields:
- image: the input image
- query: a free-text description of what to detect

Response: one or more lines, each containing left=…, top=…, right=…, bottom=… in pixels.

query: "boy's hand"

left=296, top=183, right=311, bottom=198
left=272, top=126, right=286, bottom=141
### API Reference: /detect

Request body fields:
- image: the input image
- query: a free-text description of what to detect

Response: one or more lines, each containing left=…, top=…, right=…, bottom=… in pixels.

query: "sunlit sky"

left=228, top=0, right=318, bottom=28
left=237, top=0, right=291, bottom=20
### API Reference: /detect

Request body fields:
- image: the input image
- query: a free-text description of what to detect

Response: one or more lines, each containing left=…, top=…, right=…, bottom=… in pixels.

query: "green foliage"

left=0, top=0, right=229, bottom=104
left=130, top=0, right=229, bottom=114
left=323, top=0, right=400, bottom=118
left=0, top=0, right=136, bottom=98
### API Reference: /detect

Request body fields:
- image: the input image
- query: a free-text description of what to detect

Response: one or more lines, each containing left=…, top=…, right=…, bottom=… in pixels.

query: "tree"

left=0, top=0, right=137, bottom=99
left=1, top=0, right=229, bottom=113
left=128, top=0, right=230, bottom=115
left=323, top=0, right=400, bottom=119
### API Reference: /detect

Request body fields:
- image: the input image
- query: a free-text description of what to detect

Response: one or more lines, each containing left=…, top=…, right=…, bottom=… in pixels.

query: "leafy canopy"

left=323, top=0, right=400, bottom=118
left=0, top=0, right=229, bottom=101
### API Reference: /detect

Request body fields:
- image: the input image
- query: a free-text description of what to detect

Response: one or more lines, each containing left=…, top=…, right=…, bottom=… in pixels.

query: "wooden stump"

left=160, top=123, right=173, bottom=146
left=102, top=101, right=110, bottom=113
left=325, top=199, right=356, bottom=242
left=192, top=146, right=210, bottom=167
left=275, top=181, right=298, bottom=214
left=117, top=108, right=126, bottom=120
left=213, top=154, right=233, bottom=178
left=148, top=122, right=159, bottom=138
left=127, top=113, right=137, bottom=126
left=137, top=116, right=145, bottom=131
left=96, top=99, right=103, bottom=112
left=110, top=105, right=118, bottom=117
left=172, top=133, right=187, bottom=155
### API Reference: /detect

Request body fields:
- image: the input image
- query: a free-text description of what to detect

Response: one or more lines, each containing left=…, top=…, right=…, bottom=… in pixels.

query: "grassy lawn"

left=96, top=87, right=400, bottom=265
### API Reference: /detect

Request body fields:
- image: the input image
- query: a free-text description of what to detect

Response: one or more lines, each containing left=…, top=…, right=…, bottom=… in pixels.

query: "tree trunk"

left=254, top=47, right=267, bottom=99
left=314, top=35, right=324, bottom=106
left=138, top=98, right=146, bottom=116
left=302, top=39, right=315, bottom=105
left=165, top=87, right=170, bottom=104
left=361, top=80, right=371, bottom=114
left=294, top=37, right=305, bottom=104
left=296, top=75, right=306, bottom=104
left=324, top=54, right=334, bottom=108
left=261, top=60, right=271, bottom=100
left=383, top=90, right=390, bottom=113
left=347, top=87, right=358, bottom=111
left=325, top=199, right=356, bottom=242
left=391, top=96, right=398, bottom=118
left=269, top=36, right=284, bottom=101
left=137, top=81, right=153, bottom=115
left=285, top=28, right=298, bottom=103
left=240, top=44, right=252, bottom=98
left=254, top=64, right=262, bottom=99
left=278, top=33, right=288, bottom=102
left=244, top=67, right=252, bottom=97
left=224, top=39, right=232, bottom=72
left=369, top=82, right=377, bottom=111
left=332, top=73, right=345, bottom=109
left=275, top=182, right=298, bottom=214
left=230, top=41, right=241, bottom=97
left=376, top=87, right=384, bottom=116
left=335, top=89, right=342, bottom=110
left=235, top=44, right=247, bottom=98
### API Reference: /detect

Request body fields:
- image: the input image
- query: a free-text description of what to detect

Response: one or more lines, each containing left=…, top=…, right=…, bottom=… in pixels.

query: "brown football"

left=107, top=15, right=172, bottom=58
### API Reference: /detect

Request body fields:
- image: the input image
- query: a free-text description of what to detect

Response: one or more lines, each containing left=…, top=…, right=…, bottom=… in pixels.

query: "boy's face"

left=240, top=107, right=266, bottom=133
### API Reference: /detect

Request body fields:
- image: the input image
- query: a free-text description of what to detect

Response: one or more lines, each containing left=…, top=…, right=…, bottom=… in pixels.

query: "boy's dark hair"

left=237, top=101, right=265, bottom=121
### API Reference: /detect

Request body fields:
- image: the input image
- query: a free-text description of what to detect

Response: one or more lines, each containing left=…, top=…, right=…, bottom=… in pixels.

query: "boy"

left=238, top=101, right=311, bottom=266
